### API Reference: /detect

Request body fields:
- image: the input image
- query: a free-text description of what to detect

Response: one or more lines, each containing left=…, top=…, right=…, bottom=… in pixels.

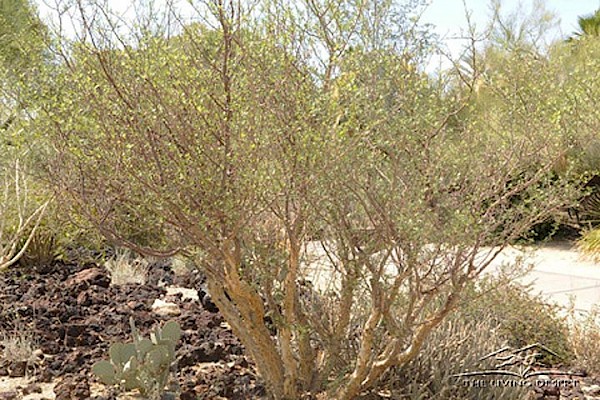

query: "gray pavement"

left=301, top=240, right=600, bottom=313
left=489, top=241, right=600, bottom=313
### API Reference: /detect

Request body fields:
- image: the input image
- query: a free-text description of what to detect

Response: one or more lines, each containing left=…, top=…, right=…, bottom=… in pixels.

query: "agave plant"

left=578, top=227, right=600, bottom=262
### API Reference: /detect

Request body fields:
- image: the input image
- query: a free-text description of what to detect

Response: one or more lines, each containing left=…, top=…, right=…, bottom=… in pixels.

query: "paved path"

left=302, top=240, right=600, bottom=313
left=489, top=241, right=600, bottom=313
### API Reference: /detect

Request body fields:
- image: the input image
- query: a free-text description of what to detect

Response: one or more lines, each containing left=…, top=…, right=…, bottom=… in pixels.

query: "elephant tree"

left=34, top=0, right=580, bottom=398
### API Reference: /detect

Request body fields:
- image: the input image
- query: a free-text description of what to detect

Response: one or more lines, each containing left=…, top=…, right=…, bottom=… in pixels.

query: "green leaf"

left=123, top=355, right=139, bottom=373
left=146, top=346, right=170, bottom=374
left=91, top=360, right=117, bottom=385
left=136, top=338, right=153, bottom=357
left=161, top=321, right=181, bottom=343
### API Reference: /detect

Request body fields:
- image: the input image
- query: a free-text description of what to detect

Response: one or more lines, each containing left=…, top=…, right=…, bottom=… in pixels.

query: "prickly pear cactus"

left=91, top=319, right=182, bottom=399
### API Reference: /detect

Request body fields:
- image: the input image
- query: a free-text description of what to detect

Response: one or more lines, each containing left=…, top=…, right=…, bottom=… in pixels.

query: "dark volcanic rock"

left=7, top=361, right=27, bottom=378
left=0, top=391, right=18, bottom=400
left=0, top=258, right=260, bottom=399
left=54, top=374, right=91, bottom=399
left=23, top=383, right=42, bottom=395
left=65, top=268, right=110, bottom=290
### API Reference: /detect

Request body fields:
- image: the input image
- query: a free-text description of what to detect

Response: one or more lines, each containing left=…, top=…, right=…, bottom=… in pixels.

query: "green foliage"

left=577, top=228, right=600, bottom=261
left=91, top=319, right=181, bottom=399
left=0, top=1, right=59, bottom=270
left=570, top=8, right=600, bottom=39
left=549, top=39, right=600, bottom=176
left=17, top=228, right=56, bottom=268
left=0, top=0, right=46, bottom=74
left=462, top=12, right=600, bottom=180
left=30, top=1, right=589, bottom=398
left=461, top=278, right=572, bottom=366
left=0, top=0, right=47, bottom=138
left=0, top=159, right=50, bottom=271
left=16, top=203, right=111, bottom=267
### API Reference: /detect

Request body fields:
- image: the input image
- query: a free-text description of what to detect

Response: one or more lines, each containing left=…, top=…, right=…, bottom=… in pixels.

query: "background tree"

left=570, top=8, right=600, bottom=40
left=0, top=0, right=52, bottom=270
left=0, top=0, right=47, bottom=133
left=560, top=20, right=600, bottom=259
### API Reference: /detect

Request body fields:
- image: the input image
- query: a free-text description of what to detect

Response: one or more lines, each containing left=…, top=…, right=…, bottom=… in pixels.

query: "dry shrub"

left=460, top=278, right=572, bottom=366
left=569, top=306, right=600, bottom=375
left=384, top=314, right=526, bottom=400
left=378, top=276, right=571, bottom=399
left=36, top=1, right=582, bottom=397
left=0, top=318, right=38, bottom=373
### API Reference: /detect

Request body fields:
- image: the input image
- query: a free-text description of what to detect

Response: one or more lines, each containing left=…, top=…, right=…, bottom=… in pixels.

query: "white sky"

left=422, top=0, right=600, bottom=68
left=36, top=0, right=599, bottom=36
left=422, top=0, right=600, bottom=38
left=34, top=0, right=600, bottom=70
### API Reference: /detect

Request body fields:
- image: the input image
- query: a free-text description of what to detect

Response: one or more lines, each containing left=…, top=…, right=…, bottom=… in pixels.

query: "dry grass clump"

left=1, top=331, right=36, bottom=364
left=0, top=319, right=38, bottom=370
left=104, top=248, right=149, bottom=286
left=377, top=276, right=574, bottom=399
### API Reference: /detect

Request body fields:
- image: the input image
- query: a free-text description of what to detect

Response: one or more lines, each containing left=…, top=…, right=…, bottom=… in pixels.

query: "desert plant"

left=104, top=248, right=150, bottom=286
left=383, top=276, right=572, bottom=399
left=461, top=278, right=572, bottom=366
left=0, top=159, right=49, bottom=272
left=386, top=313, right=527, bottom=400
left=0, top=318, right=38, bottom=377
left=92, top=318, right=181, bottom=399
left=17, top=227, right=57, bottom=268
left=577, top=227, right=600, bottom=261
left=0, top=328, right=36, bottom=365
left=32, top=0, right=584, bottom=399
left=568, top=305, right=600, bottom=375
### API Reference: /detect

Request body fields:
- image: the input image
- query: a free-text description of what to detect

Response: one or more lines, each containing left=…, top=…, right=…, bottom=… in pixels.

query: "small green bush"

left=17, top=228, right=57, bottom=268
left=461, top=278, right=572, bottom=366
